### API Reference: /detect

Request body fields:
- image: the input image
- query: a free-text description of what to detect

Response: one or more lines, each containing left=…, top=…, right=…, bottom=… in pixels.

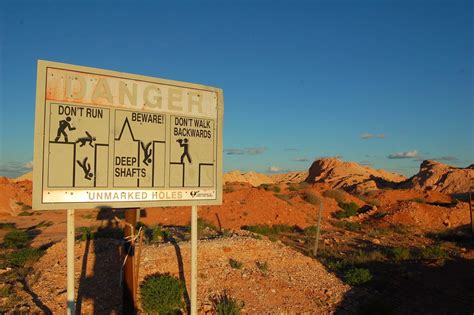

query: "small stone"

left=372, top=239, right=381, bottom=245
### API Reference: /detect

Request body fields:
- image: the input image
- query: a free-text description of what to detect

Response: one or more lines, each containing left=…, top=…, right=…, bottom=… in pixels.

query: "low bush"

left=332, top=220, right=362, bottom=232
left=18, top=211, right=33, bottom=216
left=21, top=205, right=32, bottom=211
left=389, top=247, right=410, bottom=261
left=408, top=197, right=426, bottom=204
left=274, top=193, right=291, bottom=202
left=76, top=226, right=95, bottom=241
left=420, top=244, right=447, bottom=260
left=256, top=261, right=268, bottom=273
left=229, top=258, right=243, bottom=269
left=343, top=267, right=372, bottom=286
left=323, top=189, right=345, bottom=203
left=7, top=248, right=44, bottom=267
left=373, top=212, right=388, bottom=219
left=223, top=185, right=235, bottom=193
left=242, top=224, right=295, bottom=236
left=212, top=291, right=244, bottom=315
left=303, top=191, right=321, bottom=205
left=303, top=225, right=323, bottom=235
left=140, top=273, right=184, bottom=314
left=3, top=230, right=29, bottom=248
left=334, top=202, right=359, bottom=218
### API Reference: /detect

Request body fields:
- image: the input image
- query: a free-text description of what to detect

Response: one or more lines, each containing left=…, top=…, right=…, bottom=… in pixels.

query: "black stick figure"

left=177, top=138, right=191, bottom=164
left=140, top=141, right=153, bottom=166
left=76, top=131, right=96, bottom=147
left=77, top=157, right=93, bottom=180
left=55, top=116, right=76, bottom=142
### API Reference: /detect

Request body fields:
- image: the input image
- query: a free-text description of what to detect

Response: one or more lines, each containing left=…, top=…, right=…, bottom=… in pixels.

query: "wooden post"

left=66, top=209, right=75, bottom=315
left=123, top=209, right=138, bottom=314
left=313, top=202, right=323, bottom=257
left=191, top=205, right=198, bottom=314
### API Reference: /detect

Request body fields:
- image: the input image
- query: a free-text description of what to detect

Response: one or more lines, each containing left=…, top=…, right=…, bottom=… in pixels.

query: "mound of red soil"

left=0, top=178, right=32, bottom=216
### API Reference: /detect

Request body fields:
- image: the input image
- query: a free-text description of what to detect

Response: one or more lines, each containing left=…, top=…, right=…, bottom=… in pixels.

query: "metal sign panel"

left=33, top=60, right=223, bottom=209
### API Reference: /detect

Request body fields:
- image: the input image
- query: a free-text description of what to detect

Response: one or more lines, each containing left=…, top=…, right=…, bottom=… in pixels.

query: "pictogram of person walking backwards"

left=55, top=116, right=76, bottom=142
left=177, top=138, right=192, bottom=164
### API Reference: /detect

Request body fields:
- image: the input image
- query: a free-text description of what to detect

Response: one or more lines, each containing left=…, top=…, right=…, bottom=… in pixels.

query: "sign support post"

left=123, top=209, right=138, bottom=314
left=191, top=205, right=198, bottom=314
left=66, top=208, right=75, bottom=315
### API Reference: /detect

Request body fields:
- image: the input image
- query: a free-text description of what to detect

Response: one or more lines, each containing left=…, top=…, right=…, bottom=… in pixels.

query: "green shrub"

left=140, top=274, right=183, bottom=314
left=256, top=261, right=268, bottom=273
left=151, top=225, right=165, bottom=243
left=288, top=184, right=299, bottom=191
left=298, top=182, right=310, bottom=189
left=303, top=225, right=322, bottom=235
left=373, top=212, right=388, bottom=219
left=7, top=248, right=44, bottom=267
left=323, top=189, right=345, bottom=203
left=242, top=224, right=295, bottom=236
left=332, top=220, right=362, bottom=231
left=223, top=185, right=235, bottom=193
left=408, top=197, right=426, bottom=204
left=0, top=223, right=15, bottom=230
left=420, top=245, right=447, bottom=260
left=229, top=259, right=243, bottom=269
left=343, top=268, right=372, bottom=286
left=3, top=230, right=29, bottom=248
left=21, top=205, right=32, bottom=211
left=212, top=291, right=244, bottom=315
left=18, top=211, right=33, bottom=216
left=271, top=185, right=281, bottom=193
left=15, top=201, right=24, bottom=206
left=303, top=191, right=321, bottom=205
left=389, top=247, right=410, bottom=261
left=334, top=202, right=359, bottom=219
left=274, top=193, right=291, bottom=202
left=76, top=226, right=94, bottom=241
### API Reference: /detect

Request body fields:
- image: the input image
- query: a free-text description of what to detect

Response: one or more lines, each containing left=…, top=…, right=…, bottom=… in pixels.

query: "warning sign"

left=33, top=60, right=223, bottom=209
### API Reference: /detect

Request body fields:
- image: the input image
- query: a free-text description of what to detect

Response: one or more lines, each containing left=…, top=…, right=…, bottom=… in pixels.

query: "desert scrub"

left=76, top=226, right=95, bottom=241
left=343, top=267, right=372, bottom=286
left=303, top=191, right=321, bottom=205
left=334, top=202, right=359, bottom=219
left=242, top=224, right=296, bottom=236
left=373, top=211, right=388, bottom=219
left=3, top=230, right=29, bottom=248
left=229, top=258, right=243, bottom=269
left=407, top=197, right=426, bottom=204
left=140, top=273, right=184, bottom=314
left=323, top=189, right=345, bottom=203
left=389, top=247, right=410, bottom=261
left=274, top=193, right=291, bottom=202
left=7, top=248, right=44, bottom=267
left=331, top=220, right=362, bottom=232
left=223, top=184, right=235, bottom=193
left=420, top=244, right=448, bottom=260
left=256, top=260, right=269, bottom=273
left=212, top=291, right=244, bottom=315
left=303, top=225, right=324, bottom=235
left=18, top=211, right=33, bottom=216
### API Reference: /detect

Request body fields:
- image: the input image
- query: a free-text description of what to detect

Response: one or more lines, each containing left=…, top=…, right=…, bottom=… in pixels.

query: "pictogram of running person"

left=177, top=138, right=191, bottom=164
left=77, top=157, right=93, bottom=180
left=76, top=131, right=96, bottom=147
left=141, top=141, right=153, bottom=166
left=54, top=116, right=76, bottom=142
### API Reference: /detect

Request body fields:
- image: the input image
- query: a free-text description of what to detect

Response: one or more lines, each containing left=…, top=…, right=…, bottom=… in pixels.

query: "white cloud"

left=267, top=166, right=282, bottom=173
left=0, top=161, right=33, bottom=178
left=224, top=147, right=266, bottom=155
left=387, top=150, right=418, bottom=159
left=361, top=133, right=385, bottom=140
left=291, top=157, right=310, bottom=162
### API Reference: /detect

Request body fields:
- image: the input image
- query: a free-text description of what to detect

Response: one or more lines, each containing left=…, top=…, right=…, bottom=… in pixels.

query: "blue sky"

left=0, top=0, right=472, bottom=178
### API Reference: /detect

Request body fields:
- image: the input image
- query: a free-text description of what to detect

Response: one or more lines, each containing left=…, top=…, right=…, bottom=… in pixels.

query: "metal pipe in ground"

left=67, top=209, right=75, bottom=315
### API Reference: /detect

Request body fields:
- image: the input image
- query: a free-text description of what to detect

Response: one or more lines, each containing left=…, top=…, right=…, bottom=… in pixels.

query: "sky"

left=0, top=0, right=472, bottom=178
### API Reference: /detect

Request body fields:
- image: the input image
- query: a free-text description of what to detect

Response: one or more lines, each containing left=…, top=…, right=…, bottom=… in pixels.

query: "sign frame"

left=33, top=60, right=223, bottom=210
